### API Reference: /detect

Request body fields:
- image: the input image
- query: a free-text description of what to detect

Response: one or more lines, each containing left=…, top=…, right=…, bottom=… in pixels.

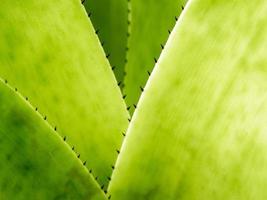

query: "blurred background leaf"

left=123, top=0, right=188, bottom=114
left=84, top=0, right=128, bottom=87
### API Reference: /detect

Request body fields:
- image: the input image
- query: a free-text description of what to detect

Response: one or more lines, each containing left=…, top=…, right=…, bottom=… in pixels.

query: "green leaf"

left=0, top=79, right=106, bottom=200
left=0, top=0, right=129, bottom=188
left=109, top=0, right=267, bottom=199
left=84, top=0, right=128, bottom=85
left=123, top=0, right=187, bottom=113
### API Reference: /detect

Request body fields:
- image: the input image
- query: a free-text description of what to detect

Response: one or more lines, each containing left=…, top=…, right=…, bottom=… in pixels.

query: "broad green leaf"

left=0, top=80, right=106, bottom=200
left=109, top=0, right=267, bottom=199
left=0, top=0, right=129, bottom=188
left=123, top=0, right=187, bottom=113
left=84, top=0, right=128, bottom=85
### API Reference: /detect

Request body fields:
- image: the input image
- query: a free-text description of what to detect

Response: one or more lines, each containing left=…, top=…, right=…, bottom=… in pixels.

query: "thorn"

left=133, top=104, right=136, bottom=108
left=127, top=8, right=130, bottom=13
left=63, top=136, right=66, bottom=141
left=106, top=54, right=110, bottom=58
left=127, top=20, right=130, bottom=25
left=127, top=32, right=130, bottom=37
left=4, top=80, right=7, bottom=84
left=175, top=16, right=178, bottom=21
left=123, top=95, right=127, bottom=99
left=72, top=146, right=75, bottom=150
left=104, top=190, right=107, bottom=194
left=95, top=29, right=99, bottom=34
left=140, top=86, right=144, bottom=92
left=81, top=0, right=85, bottom=4
left=88, top=12, right=91, bottom=17
left=95, top=176, right=98, bottom=180
left=77, top=154, right=80, bottom=158
left=127, top=106, right=131, bottom=110
left=15, top=88, right=18, bottom=92
left=168, top=30, right=171, bottom=34
left=181, top=6, right=184, bottom=10
left=111, top=165, right=115, bottom=169
left=126, top=47, right=129, bottom=51
left=35, top=107, right=38, bottom=111
left=147, top=71, right=151, bottom=76
left=118, top=81, right=122, bottom=86
left=25, top=97, right=28, bottom=101
left=116, top=149, right=120, bottom=154
left=101, top=42, right=105, bottom=46
left=154, top=58, right=157, bottom=63
left=160, top=44, right=164, bottom=49
left=107, top=177, right=111, bottom=181
left=125, top=58, right=128, bottom=63
left=108, top=195, right=111, bottom=199
left=54, top=126, right=57, bottom=131
left=89, top=169, right=92, bottom=173
left=44, top=116, right=47, bottom=120
left=83, top=161, right=87, bottom=166
left=101, top=185, right=104, bottom=189
left=122, top=132, right=126, bottom=137
left=128, top=118, right=131, bottom=122
left=112, top=66, right=116, bottom=70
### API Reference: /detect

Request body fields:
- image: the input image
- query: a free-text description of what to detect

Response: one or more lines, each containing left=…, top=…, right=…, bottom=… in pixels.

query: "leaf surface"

left=109, top=0, right=267, bottom=199
left=0, top=0, right=129, bottom=188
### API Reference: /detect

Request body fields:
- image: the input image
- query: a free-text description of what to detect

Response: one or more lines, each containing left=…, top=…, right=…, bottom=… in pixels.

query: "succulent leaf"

left=109, top=0, right=267, bottom=199
left=0, top=79, right=106, bottom=200
left=0, top=0, right=129, bottom=188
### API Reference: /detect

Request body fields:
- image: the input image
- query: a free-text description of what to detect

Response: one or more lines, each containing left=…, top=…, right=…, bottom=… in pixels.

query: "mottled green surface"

left=84, top=0, right=128, bottom=85
left=0, top=80, right=106, bottom=200
left=109, top=0, right=267, bottom=199
left=0, top=0, right=129, bottom=188
left=123, top=0, right=187, bottom=113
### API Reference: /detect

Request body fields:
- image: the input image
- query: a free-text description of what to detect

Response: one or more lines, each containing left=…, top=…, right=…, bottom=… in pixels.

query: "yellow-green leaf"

left=109, top=0, right=267, bottom=199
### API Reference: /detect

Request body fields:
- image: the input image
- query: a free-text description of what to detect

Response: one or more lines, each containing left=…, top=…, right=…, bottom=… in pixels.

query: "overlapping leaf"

left=0, top=80, right=106, bottom=200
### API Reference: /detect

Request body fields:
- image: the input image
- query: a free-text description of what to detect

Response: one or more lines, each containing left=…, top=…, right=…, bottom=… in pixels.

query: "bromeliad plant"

left=1, top=0, right=267, bottom=199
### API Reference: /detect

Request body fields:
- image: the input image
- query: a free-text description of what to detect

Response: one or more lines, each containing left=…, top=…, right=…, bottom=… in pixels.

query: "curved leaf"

left=0, top=0, right=129, bottom=188
left=123, top=0, right=187, bottom=113
left=84, top=0, right=128, bottom=85
left=0, top=80, right=106, bottom=200
left=109, top=0, right=267, bottom=199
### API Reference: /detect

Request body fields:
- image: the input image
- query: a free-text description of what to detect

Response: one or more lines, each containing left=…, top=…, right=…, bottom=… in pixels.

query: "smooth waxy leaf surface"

left=109, top=0, right=267, bottom=199
left=0, top=0, right=129, bottom=188
left=84, top=0, right=128, bottom=85
left=123, top=0, right=187, bottom=113
left=0, top=80, right=106, bottom=200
